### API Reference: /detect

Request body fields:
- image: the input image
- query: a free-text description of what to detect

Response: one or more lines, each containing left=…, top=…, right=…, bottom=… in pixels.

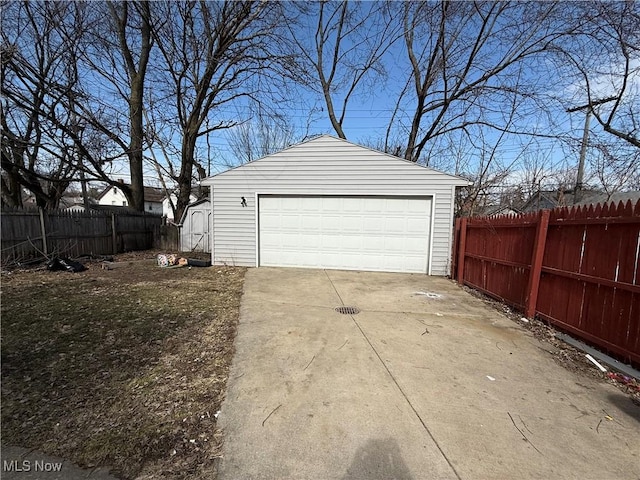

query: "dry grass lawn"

left=1, top=251, right=246, bottom=479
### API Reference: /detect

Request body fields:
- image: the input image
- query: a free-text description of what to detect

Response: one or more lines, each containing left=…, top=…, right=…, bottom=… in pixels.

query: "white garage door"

left=258, top=196, right=432, bottom=273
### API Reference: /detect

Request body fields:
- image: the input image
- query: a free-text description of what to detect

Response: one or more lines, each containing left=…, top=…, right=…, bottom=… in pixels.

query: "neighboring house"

left=21, top=191, right=96, bottom=211
left=200, top=135, right=470, bottom=275
left=521, top=189, right=640, bottom=212
left=578, top=190, right=640, bottom=207
left=162, top=191, right=198, bottom=221
left=97, top=182, right=164, bottom=215
left=478, top=205, right=521, bottom=217
left=61, top=194, right=97, bottom=212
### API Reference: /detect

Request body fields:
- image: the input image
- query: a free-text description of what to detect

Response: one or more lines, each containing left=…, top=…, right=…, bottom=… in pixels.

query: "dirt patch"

left=1, top=250, right=246, bottom=479
left=461, top=285, right=640, bottom=406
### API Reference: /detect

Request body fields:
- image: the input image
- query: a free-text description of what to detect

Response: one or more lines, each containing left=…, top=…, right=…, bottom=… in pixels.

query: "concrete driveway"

left=217, top=268, right=640, bottom=480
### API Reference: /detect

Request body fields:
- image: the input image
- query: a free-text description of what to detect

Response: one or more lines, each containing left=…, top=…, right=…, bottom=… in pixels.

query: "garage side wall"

left=209, top=137, right=464, bottom=275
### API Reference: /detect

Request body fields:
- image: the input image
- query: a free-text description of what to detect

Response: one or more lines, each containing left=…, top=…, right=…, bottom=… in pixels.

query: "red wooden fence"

left=452, top=200, right=640, bottom=367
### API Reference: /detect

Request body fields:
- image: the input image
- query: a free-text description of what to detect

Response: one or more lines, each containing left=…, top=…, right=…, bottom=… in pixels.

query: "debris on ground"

left=413, top=291, right=442, bottom=299
left=586, top=354, right=607, bottom=373
left=606, top=373, right=640, bottom=399
left=460, top=284, right=640, bottom=406
left=46, top=257, right=87, bottom=273
left=1, top=252, right=246, bottom=479
left=157, top=253, right=211, bottom=268
left=607, top=372, right=634, bottom=385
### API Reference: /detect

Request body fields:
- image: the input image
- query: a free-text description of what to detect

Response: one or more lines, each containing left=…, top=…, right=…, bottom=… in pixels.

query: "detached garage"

left=201, top=135, right=469, bottom=275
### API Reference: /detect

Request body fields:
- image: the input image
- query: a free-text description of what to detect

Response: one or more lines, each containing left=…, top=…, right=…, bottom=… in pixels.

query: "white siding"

left=164, top=193, right=197, bottom=220
left=203, top=135, right=468, bottom=275
left=98, top=187, right=128, bottom=206
left=99, top=185, right=163, bottom=214
left=145, top=201, right=163, bottom=215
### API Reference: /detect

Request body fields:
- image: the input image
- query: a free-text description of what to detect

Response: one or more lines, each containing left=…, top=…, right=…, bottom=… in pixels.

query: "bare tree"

left=286, top=1, right=401, bottom=139
left=107, top=1, right=152, bottom=211
left=72, top=0, right=153, bottom=211
left=1, top=1, right=86, bottom=209
left=452, top=120, right=529, bottom=216
left=225, top=107, right=300, bottom=166
left=589, top=142, right=640, bottom=195
left=558, top=1, right=640, bottom=149
left=2, top=1, right=156, bottom=211
left=149, top=0, right=284, bottom=219
left=394, top=1, right=573, bottom=163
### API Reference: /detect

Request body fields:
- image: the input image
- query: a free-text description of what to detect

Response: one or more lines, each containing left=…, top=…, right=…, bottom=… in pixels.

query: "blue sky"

left=86, top=1, right=638, bottom=195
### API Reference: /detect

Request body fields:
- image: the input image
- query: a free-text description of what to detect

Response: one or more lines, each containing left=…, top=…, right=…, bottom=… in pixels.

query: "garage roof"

left=202, top=135, right=470, bottom=186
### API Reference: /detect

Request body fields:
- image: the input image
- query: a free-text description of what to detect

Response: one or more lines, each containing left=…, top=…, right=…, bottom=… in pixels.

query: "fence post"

left=525, top=209, right=550, bottom=318
left=38, top=207, right=48, bottom=255
left=111, top=213, right=117, bottom=254
left=451, top=219, right=460, bottom=279
left=456, top=217, right=468, bottom=284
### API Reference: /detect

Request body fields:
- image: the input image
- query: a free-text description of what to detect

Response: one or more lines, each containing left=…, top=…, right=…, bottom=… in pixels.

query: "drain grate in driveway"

left=335, top=306, right=360, bottom=315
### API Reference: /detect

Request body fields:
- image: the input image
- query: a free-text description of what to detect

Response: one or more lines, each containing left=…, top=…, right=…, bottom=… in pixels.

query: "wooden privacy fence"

left=452, top=200, right=640, bottom=367
left=1, top=208, right=163, bottom=265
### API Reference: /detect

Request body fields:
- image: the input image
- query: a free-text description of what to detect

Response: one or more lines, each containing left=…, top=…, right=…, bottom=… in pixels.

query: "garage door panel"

left=300, top=214, right=320, bottom=230
left=405, top=236, right=428, bottom=251
left=299, top=197, right=316, bottom=210
left=363, top=217, right=383, bottom=233
left=281, top=199, right=300, bottom=212
left=321, top=215, right=342, bottom=231
left=340, top=216, right=363, bottom=232
left=281, top=214, right=301, bottom=229
left=385, top=201, right=406, bottom=213
left=341, top=197, right=356, bottom=210
left=384, top=217, right=406, bottom=232
left=363, top=198, right=385, bottom=212
left=322, top=197, right=341, bottom=212
left=407, top=217, right=429, bottom=234
left=299, top=233, right=321, bottom=249
left=259, top=196, right=431, bottom=273
left=331, top=235, right=356, bottom=250
left=259, top=232, right=281, bottom=247
left=320, top=234, right=343, bottom=250
left=384, top=237, right=409, bottom=254
left=260, top=214, right=280, bottom=229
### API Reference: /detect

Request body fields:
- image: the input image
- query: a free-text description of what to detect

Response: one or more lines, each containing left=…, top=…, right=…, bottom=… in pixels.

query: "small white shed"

left=179, top=199, right=211, bottom=253
left=200, top=135, right=469, bottom=275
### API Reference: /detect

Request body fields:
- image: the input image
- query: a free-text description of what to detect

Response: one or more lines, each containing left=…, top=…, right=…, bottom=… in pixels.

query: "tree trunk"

left=175, top=131, right=196, bottom=221
left=0, top=165, right=23, bottom=208
left=128, top=80, right=145, bottom=211
left=108, top=0, right=151, bottom=212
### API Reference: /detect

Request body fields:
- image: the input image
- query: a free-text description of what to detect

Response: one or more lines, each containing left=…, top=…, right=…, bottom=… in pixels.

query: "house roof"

left=478, top=204, right=521, bottom=217
left=177, top=198, right=211, bottom=225
left=584, top=190, right=640, bottom=206
left=521, top=189, right=640, bottom=212
left=59, top=193, right=96, bottom=209
left=201, top=134, right=471, bottom=185
left=161, top=185, right=208, bottom=201
left=97, top=183, right=165, bottom=203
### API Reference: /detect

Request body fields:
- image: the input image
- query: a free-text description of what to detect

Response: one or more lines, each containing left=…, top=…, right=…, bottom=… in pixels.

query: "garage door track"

left=217, top=268, right=640, bottom=480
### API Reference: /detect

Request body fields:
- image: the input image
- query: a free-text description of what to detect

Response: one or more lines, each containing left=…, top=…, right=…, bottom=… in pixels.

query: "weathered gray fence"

left=154, top=223, right=180, bottom=252
left=1, top=207, right=163, bottom=266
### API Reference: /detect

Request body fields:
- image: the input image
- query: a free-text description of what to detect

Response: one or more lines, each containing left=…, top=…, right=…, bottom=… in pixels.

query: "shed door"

left=186, top=209, right=210, bottom=252
left=258, top=196, right=431, bottom=273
